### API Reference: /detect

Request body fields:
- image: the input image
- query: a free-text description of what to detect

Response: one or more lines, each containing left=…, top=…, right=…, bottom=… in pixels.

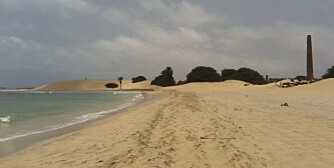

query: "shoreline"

left=1, top=80, right=334, bottom=167
left=0, top=91, right=160, bottom=158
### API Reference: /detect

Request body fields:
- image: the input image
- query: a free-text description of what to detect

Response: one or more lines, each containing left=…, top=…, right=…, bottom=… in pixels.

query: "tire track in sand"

left=107, top=91, right=267, bottom=168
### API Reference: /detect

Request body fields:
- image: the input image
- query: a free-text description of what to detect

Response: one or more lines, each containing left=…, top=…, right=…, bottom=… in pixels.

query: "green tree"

left=132, top=76, right=147, bottom=83
left=322, top=65, right=334, bottom=79
left=151, top=67, right=176, bottom=87
left=221, top=68, right=266, bottom=84
left=229, top=68, right=265, bottom=84
left=118, top=77, right=123, bottom=90
left=221, top=68, right=237, bottom=81
left=186, top=66, right=221, bottom=83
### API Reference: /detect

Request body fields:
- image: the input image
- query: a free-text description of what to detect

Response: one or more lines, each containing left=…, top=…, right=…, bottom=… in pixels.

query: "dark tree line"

left=150, top=66, right=266, bottom=87
left=108, top=64, right=334, bottom=89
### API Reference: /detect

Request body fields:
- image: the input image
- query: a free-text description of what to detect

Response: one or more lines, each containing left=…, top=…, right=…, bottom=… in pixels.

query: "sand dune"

left=1, top=79, right=334, bottom=167
left=34, top=80, right=158, bottom=91
left=288, top=78, right=334, bottom=96
left=168, top=80, right=250, bottom=93
left=34, top=78, right=334, bottom=93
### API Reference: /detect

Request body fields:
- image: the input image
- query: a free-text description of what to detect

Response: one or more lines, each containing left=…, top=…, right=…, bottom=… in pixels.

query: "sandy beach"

left=33, top=80, right=159, bottom=91
left=1, top=79, right=334, bottom=168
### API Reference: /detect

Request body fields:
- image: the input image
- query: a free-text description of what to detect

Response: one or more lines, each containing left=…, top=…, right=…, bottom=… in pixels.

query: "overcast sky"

left=0, top=0, right=333, bottom=87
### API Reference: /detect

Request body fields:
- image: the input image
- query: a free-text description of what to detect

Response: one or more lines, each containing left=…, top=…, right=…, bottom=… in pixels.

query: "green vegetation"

left=322, top=65, right=334, bottom=79
left=105, top=83, right=119, bottom=88
left=221, top=68, right=266, bottom=84
left=151, top=67, right=176, bottom=87
left=186, top=66, right=221, bottom=83
left=221, top=69, right=237, bottom=81
left=132, top=76, right=147, bottom=83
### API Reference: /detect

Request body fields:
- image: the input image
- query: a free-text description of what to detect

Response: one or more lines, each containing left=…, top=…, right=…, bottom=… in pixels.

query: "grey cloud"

left=132, top=24, right=210, bottom=48
left=139, top=0, right=223, bottom=27
left=0, top=0, right=333, bottom=87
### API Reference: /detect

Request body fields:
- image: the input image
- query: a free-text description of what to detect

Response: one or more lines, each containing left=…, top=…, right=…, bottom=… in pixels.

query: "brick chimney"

left=307, top=35, right=314, bottom=80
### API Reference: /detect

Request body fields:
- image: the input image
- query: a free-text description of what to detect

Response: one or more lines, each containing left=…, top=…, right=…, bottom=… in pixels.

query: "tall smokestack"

left=307, top=35, right=314, bottom=80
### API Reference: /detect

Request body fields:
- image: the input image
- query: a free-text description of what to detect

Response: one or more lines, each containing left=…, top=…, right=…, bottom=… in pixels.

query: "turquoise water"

left=0, top=91, right=143, bottom=141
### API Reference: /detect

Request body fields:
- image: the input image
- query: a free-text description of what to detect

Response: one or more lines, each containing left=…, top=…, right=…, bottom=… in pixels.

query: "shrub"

left=221, top=69, right=237, bottom=81
left=105, top=83, right=119, bottom=88
left=295, top=76, right=308, bottom=81
left=132, top=76, right=147, bottom=83
left=322, top=65, right=334, bottom=79
left=221, top=67, right=266, bottom=84
left=186, top=66, right=221, bottom=83
left=151, top=67, right=176, bottom=87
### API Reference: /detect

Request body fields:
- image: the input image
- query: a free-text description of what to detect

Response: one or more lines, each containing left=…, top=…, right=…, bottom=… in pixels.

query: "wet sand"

left=0, top=92, right=155, bottom=158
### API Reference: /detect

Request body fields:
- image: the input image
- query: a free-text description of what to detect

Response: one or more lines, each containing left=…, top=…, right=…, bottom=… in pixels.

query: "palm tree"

left=118, top=77, right=123, bottom=90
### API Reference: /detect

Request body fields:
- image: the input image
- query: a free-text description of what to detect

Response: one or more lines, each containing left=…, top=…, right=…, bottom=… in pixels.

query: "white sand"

left=34, top=80, right=158, bottom=91
left=1, top=79, right=334, bottom=168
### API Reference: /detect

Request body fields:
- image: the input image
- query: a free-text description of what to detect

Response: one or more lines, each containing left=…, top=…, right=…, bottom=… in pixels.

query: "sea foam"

left=0, top=92, right=144, bottom=142
left=0, top=116, right=10, bottom=123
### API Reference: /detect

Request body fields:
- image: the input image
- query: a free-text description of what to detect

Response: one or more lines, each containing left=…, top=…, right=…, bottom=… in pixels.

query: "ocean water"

left=0, top=91, right=143, bottom=142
